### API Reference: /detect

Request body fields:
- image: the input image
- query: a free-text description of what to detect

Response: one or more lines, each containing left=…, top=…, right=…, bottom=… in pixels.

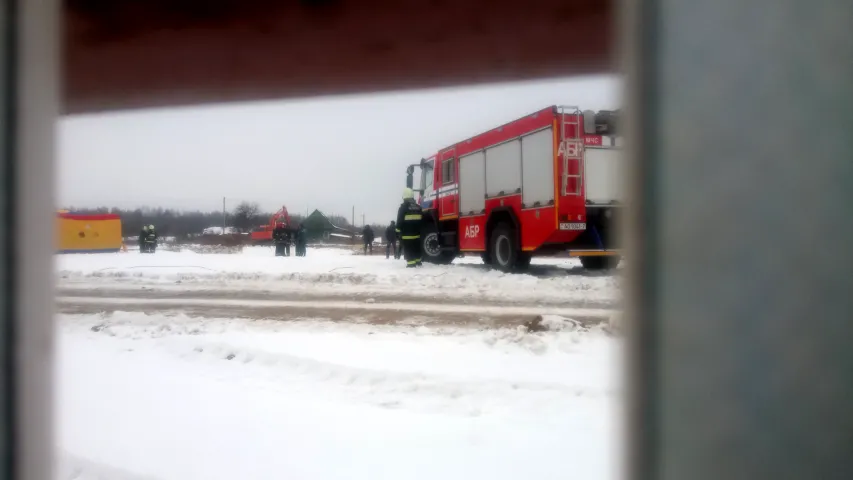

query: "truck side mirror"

left=583, top=110, right=596, bottom=134
left=406, top=165, right=414, bottom=189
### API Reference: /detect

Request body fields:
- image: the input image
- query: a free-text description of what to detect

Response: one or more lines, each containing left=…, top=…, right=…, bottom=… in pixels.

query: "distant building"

left=301, top=209, right=355, bottom=244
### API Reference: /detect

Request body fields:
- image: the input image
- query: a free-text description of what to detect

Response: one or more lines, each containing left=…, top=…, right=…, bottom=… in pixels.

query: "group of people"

left=360, top=222, right=403, bottom=260
left=272, top=222, right=307, bottom=257
left=360, top=188, right=424, bottom=268
left=134, top=189, right=423, bottom=264
left=133, top=189, right=424, bottom=265
left=138, top=224, right=158, bottom=253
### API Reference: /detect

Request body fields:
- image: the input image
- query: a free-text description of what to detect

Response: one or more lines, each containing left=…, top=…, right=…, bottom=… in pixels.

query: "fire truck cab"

left=405, top=106, right=623, bottom=271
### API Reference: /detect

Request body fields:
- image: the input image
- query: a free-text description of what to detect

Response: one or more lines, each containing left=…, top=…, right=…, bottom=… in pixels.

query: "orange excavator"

left=249, top=206, right=292, bottom=244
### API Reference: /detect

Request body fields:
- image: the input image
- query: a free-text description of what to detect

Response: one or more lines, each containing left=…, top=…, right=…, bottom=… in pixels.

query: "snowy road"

left=57, top=312, right=623, bottom=480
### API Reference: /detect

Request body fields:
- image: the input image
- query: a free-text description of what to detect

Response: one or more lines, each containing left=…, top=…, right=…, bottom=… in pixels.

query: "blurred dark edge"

left=625, top=1, right=853, bottom=480
left=64, top=0, right=614, bottom=114
left=5, top=0, right=58, bottom=478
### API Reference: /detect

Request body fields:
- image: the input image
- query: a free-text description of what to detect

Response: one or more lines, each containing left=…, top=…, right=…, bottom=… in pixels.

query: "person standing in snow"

left=362, top=224, right=375, bottom=255
left=385, top=221, right=398, bottom=259
left=138, top=225, right=148, bottom=252
left=142, top=224, right=158, bottom=253
left=272, top=221, right=289, bottom=257
left=396, top=188, right=423, bottom=268
left=295, top=223, right=307, bottom=257
left=283, top=227, right=292, bottom=257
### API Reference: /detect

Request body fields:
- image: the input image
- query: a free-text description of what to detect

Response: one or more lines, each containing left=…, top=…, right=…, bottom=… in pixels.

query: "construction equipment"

left=249, top=206, right=292, bottom=244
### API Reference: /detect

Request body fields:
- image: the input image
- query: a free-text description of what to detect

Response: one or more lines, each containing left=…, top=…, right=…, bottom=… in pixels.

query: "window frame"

left=441, top=157, right=455, bottom=185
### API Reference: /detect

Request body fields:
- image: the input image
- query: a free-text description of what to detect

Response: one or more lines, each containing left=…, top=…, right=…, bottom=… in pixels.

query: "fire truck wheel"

left=421, top=224, right=455, bottom=264
left=489, top=223, right=519, bottom=272
left=579, top=255, right=621, bottom=270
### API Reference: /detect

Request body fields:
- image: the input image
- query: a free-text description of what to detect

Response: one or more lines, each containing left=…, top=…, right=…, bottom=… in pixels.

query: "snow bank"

left=56, top=247, right=621, bottom=305
left=57, top=312, right=622, bottom=480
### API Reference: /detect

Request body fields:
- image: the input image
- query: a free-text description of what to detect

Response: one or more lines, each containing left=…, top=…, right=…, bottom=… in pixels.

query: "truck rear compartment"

left=584, top=145, right=623, bottom=206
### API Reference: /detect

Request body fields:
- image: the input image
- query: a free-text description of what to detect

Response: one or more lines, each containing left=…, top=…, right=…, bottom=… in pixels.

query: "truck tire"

left=579, top=255, right=620, bottom=271
left=422, top=223, right=455, bottom=264
left=489, top=223, right=518, bottom=272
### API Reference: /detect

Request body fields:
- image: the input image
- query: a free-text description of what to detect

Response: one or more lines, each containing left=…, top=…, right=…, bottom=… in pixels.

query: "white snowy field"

left=56, top=246, right=621, bottom=306
left=56, top=312, right=623, bottom=480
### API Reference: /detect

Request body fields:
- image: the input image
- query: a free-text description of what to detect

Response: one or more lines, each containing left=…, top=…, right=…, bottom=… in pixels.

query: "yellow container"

left=56, top=212, right=123, bottom=253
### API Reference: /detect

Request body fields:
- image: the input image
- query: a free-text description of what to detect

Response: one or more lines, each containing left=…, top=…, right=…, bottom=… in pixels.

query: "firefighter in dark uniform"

left=396, top=188, right=423, bottom=267
left=138, top=225, right=148, bottom=252
left=283, top=227, right=292, bottom=257
left=272, top=221, right=289, bottom=256
left=385, top=221, right=398, bottom=259
left=142, top=224, right=158, bottom=253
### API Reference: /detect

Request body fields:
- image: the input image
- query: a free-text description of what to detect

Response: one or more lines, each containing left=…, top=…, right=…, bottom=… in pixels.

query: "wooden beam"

left=64, top=0, right=614, bottom=113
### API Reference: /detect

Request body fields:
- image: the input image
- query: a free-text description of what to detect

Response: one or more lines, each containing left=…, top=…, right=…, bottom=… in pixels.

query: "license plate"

left=559, top=222, right=586, bottom=231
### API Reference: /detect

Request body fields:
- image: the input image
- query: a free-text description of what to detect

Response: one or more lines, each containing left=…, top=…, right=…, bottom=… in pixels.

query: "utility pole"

left=222, top=197, right=226, bottom=235
left=362, top=213, right=365, bottom=227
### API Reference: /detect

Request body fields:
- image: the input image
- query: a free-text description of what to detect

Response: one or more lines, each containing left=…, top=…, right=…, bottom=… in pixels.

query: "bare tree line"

left=61, top=202, right=357, bottom=238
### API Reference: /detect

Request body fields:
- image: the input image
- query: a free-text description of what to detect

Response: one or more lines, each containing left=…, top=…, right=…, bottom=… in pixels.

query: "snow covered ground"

left=56, top=246, right=621, bottom=307
left=56, top=312, right=623, bottom=480
left=55, top=246, right=624, bottom=479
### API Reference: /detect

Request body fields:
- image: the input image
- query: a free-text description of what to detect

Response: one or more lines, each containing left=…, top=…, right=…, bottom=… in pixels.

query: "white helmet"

left=403, top=188, right=414, bottom=200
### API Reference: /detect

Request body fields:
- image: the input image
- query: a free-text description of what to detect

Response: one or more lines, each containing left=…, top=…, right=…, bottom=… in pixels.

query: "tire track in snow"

left=176, top=338, right=616, bottom=417
left=56, top=284, right=621, bottom=310
left=57, top=295, right=618, bottom=328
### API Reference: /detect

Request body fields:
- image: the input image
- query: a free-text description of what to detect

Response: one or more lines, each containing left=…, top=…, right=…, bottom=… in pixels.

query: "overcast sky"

left=58, top=75, right=620, bottom=225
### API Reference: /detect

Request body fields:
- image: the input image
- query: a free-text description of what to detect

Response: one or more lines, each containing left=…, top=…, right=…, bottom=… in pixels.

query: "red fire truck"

left=404, top=106, right=622, bottom=271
